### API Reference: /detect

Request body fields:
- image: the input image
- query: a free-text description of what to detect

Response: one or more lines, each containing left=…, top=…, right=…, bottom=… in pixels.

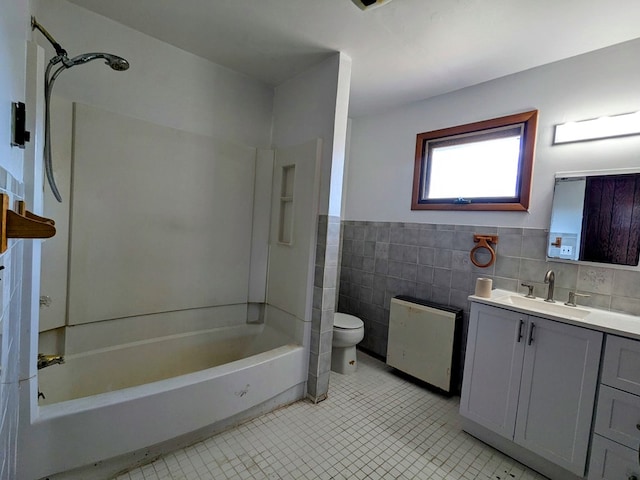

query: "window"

left=411, top=110, right=538, bottom=211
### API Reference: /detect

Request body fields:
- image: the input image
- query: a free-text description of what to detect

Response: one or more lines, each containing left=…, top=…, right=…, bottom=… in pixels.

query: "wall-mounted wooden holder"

left=0, top=194, right=56, bottom=253
left=470, top=234, right=499, bottom=268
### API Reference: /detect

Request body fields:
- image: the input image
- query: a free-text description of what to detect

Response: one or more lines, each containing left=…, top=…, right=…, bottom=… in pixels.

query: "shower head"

left=66, top=53, right=130, bottom=71
left=32, top=17, right=129, bottom=72
left=32, top=16, right=131, bottom=202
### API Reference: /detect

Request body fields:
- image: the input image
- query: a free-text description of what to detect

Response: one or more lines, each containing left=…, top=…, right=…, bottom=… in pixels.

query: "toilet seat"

left=334, top=313, right=363, bottom=329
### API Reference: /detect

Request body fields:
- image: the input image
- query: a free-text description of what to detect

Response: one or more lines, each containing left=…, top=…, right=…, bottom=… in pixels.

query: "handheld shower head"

left=31, top=16, right=131, bottom=202
left=66, top=53, right=130, bottom=71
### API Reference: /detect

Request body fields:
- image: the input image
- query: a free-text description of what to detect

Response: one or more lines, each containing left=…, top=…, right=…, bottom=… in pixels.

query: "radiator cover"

left=387, top=296, right=463, bottom=394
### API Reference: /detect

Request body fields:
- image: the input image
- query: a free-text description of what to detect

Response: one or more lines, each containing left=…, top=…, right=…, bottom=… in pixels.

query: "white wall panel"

left=248, top=149, right=274, bottom=304
left=68, top=103, right=256, bottom=324
left=39, top=95, right=72, bottom=331
left=266, top=139, right=321, bottom=321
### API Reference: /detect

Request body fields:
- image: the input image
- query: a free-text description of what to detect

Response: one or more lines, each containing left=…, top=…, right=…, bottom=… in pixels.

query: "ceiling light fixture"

left=554, top=111, right=640, bottom=144
left=351, top=0, right=394, bottom=11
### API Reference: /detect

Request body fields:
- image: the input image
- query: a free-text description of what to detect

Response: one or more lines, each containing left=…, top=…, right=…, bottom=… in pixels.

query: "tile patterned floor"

left=115, top=352, right=547, bottom=480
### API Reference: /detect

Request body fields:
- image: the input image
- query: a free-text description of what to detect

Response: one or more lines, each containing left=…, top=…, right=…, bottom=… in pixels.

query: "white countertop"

left=469, top=289, right=640, bottom=341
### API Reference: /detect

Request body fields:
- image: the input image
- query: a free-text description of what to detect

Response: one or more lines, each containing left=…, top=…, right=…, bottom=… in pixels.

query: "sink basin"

left=498, top=295, right=591, bottom=319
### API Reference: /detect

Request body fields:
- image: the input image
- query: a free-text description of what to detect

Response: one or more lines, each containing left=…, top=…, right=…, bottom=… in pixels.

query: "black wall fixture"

left=11, top=101, right=31, bottom=149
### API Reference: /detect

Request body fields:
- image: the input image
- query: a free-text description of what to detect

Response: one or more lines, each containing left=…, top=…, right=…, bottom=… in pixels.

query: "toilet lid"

left=334, top=312, right=364, bottom=329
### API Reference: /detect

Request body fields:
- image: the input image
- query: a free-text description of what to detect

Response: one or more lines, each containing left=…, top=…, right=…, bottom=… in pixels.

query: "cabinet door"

left=460, top=303, right=526, bottom=439
left=601, top=334, right=640, bottom=395
left=515, top=316, right=603, bottom=476
left=588, top=434, right=640, bottom=480
left=594, top=385, right=640, bottom=450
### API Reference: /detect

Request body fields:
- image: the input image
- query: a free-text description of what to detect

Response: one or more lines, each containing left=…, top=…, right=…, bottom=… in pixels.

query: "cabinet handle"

left=527, top=322, right=536, bottom=345
left=516, top=319, right=524, bottom=343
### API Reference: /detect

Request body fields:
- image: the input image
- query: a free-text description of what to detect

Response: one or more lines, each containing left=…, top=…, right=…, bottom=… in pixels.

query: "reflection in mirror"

left=548, top=177, right=585, bottom=261
left=548, top=171, right=640, bottom=267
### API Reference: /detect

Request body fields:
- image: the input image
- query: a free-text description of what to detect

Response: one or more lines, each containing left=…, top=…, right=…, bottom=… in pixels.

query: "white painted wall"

left=345, top=38, right=640, bottom=228
left=0, top=0, right=27, bottom=179
left=272, top=53, right=352, bottom=217
left=32, top=0, right=274, bottom=147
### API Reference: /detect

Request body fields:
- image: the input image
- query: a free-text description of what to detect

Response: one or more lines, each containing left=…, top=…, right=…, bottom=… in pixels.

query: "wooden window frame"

left=411, top=110, right=538, bottom=211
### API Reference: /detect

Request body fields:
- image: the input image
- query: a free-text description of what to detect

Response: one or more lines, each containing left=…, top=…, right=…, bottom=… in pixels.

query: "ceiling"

left=67, top=0, right=640, bottom=117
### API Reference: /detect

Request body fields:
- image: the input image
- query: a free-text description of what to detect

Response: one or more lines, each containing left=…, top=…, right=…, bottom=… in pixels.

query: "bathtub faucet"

left=37, top=353, right=64, bottom=370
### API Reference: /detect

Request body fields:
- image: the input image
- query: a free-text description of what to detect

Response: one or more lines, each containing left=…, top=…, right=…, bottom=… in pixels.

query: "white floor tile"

left=115, top=352, right=547, bottom=480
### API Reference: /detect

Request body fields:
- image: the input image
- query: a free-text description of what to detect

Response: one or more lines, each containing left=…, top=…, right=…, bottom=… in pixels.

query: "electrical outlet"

left=561, top=246, right=573, bottom=255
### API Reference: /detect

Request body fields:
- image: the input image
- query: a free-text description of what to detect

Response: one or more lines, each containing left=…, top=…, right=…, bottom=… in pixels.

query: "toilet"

left=331, top=312, right=365, bottom=375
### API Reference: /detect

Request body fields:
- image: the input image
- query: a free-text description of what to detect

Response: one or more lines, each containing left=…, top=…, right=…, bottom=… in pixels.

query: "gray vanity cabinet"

left=460, top=304, right=524, bottom=438
left=461, top=303, right=603, bottom=476
left=589, top=335, right=640, bottom=480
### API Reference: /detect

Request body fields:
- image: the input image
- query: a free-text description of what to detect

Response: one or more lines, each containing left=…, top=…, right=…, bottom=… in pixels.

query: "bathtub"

left=21, top=305, right=308, bottom=479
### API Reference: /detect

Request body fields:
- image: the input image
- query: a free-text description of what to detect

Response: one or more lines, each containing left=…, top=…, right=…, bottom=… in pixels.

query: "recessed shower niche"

left=278, top=164, right=295, bottom=245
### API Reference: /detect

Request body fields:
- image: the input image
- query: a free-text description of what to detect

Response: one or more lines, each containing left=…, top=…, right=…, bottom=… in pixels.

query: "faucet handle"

left=520, top=283, right=535, bottom=298
left=565, top=291, right=590, bottom=307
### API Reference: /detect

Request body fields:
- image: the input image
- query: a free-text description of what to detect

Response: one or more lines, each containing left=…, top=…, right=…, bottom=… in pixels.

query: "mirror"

left=548, top=169, right=640, bottom=266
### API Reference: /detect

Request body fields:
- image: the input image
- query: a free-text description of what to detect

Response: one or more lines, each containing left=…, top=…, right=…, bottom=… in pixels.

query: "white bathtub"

left=21, top=306, right=309, bottom=479
left=38, top=322, right=298, bottom=404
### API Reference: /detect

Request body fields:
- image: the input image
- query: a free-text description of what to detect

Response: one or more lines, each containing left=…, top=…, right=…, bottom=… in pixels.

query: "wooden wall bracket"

left=473, top=234, right=499, bottom=245
left=0, top=194, right=56, bottom=253
left=470, top=234, right=499, bottom=268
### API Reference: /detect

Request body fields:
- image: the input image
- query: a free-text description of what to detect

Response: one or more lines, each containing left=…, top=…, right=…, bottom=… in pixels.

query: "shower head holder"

left=31, top=16, right=68, bottom=58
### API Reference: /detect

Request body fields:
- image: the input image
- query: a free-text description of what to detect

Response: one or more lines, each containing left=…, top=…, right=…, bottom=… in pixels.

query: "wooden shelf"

left=0, top=194, right=56, bottom=253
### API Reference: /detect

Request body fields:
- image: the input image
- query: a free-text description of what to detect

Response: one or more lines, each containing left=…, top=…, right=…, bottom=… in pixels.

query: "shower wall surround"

left=338, top=221, right=640, bottom=359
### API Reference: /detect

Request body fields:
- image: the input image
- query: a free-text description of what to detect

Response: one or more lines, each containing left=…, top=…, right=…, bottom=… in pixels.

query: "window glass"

left=412, top=110, right=538, bottom=211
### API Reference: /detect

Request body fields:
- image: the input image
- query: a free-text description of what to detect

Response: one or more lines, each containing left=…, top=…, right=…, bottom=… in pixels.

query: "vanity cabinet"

left=589, top=335, right=640, bottom=480
left=460, top=302, right=603, bottom=476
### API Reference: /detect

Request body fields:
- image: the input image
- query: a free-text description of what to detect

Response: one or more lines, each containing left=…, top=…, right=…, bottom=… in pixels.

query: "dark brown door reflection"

left=580, top=173, right=640, bottom=266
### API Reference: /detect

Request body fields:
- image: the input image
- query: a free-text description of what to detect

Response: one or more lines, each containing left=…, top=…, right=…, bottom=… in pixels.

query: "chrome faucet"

left=543, top=270, right=555, bottom=303
left=37, top=354, right=64, bottom=370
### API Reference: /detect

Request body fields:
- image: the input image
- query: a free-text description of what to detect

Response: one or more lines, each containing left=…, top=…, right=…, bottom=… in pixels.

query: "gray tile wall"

left=338, top=221, right=640, bottom=361
left=0, top=169, right=25, bottom=480
left=307, top=215, right=340, bottom=403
